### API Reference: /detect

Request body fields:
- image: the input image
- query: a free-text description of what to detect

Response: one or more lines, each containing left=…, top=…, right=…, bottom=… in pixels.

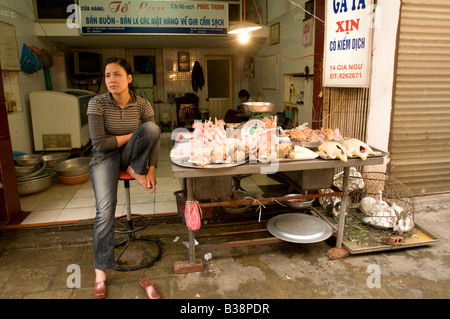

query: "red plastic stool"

left=113, top=171, right=161, bottom=271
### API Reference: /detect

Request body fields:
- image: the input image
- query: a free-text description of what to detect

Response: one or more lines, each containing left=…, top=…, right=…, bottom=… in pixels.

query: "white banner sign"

left=79, top=0, right=228, bottom=35
left=323, top=0, right=373, bottom=87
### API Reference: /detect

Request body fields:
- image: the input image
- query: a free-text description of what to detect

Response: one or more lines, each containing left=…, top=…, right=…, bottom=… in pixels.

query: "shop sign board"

left=323, top=0, right=373, bottom=87
left=78, top=0, right=228, bottom=35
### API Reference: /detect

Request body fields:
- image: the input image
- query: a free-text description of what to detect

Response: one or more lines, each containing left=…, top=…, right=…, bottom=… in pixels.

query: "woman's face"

left=104, top=62, right=132, bottom=95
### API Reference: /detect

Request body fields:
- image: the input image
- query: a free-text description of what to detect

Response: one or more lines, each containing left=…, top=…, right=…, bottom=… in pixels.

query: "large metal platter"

left=267, top=213, right=333, bottom=243
left=171, top=159, right=246, bottom=169
left=295, top=140, right=387, bottom=161
left=242, top=102, right=275, bottom=113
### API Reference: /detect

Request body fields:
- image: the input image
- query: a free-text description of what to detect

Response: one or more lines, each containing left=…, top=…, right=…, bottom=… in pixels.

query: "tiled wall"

left=1, top=3, right=67, bottom=154
left=251, top=1, right=315, bottom=124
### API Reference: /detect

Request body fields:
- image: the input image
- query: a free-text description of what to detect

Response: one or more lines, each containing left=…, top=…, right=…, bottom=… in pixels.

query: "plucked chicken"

left=317, top=141, right=349, bottom=162
left=342, top=138, right=379, bottom=161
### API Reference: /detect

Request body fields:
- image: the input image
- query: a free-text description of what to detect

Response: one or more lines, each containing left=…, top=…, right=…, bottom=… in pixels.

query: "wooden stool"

left=113, top=171, right=161, bottom=271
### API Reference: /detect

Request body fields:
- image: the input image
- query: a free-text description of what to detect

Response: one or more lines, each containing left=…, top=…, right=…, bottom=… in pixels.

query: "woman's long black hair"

left=104, top=57, right=136, bottom=93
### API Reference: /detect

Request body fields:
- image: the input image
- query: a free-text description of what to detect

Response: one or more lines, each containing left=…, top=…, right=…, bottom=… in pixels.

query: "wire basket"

left=349, top=172, right=414, bottom=234
left=320, top=170, right=415, bottom=235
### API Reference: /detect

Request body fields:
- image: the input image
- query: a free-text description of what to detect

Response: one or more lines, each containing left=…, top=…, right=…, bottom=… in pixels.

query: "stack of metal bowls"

left=53, top=157, right=91, bottom=185
left=42, top=152, right=70, bottom=168
left=15, top=154, right=55, bottom=196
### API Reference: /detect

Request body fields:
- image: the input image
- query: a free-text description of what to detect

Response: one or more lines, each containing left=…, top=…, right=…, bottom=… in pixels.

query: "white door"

left=205, top=56, right=233, bottom=120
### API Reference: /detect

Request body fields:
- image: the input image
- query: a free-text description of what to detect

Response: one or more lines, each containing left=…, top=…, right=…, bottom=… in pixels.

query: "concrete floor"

left=0, top=194, right=449, bottom=303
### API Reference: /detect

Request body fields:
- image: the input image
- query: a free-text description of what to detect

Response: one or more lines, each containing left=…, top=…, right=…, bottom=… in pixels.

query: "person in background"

left=224, top=89, right=252, bottom=123
left=87, top=57, right=160, bottom=299
left=236, top=89, right=251, bottom=114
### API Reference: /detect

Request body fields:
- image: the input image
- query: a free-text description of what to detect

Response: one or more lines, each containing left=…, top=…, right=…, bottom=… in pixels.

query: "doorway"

left=205, top=56, right=233, bottom=120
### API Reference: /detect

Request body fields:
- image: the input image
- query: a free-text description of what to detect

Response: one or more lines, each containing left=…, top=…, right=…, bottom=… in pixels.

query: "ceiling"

left=43, top=33, right=264, bottom=49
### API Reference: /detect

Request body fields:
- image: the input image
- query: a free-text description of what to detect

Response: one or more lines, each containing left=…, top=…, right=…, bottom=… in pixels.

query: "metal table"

left=171, top=155, right=387, bottom=272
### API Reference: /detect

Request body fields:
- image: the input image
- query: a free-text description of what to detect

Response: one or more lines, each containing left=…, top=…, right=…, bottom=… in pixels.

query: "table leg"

left=336, top=166, right=349, bottom=248
left=173, top=177, right=204, bottom=273
left=188, top=230, right=195, bottom=264
left=186, top=178, right=196, bottom=263
left=327, top=166, right=351, bottom=259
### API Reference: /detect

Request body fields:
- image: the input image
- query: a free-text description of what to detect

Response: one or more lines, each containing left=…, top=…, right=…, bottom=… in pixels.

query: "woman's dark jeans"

left=90, top=121, right=160, bottom=270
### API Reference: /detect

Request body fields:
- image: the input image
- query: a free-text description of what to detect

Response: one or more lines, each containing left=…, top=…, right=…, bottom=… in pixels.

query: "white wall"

left=250, top=0, right=315, bottom=126
left=366, top=0, right=401, bottom=170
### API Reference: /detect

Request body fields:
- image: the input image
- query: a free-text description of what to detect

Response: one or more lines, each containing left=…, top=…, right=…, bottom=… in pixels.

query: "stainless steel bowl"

left=222, top=190, right=253, bottom=214
left=54, top=157, right=91, bottom=177
left=243, top=102, right=275, bottom=113
left=284, top=194, right=314, bottom=210
left=17, top=169, right=55, bottom=196
left=15, top=164, right=40, bottom=177
left=42, top=152, right=70, bottom=168
left=15, top=160, right=46, bottom=179
left=17, top=166, right=52, bottom=182
left=15, top=154, right=43, bottom=166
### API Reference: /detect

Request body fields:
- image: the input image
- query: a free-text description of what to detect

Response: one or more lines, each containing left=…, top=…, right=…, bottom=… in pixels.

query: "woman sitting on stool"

left=87, top=57, right=160, bottom=299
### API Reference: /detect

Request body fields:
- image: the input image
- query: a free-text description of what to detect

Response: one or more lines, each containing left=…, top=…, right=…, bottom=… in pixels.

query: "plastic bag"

left=20, top=44, right=43, bottom=74
left=184, top=200, right=201, bottom=231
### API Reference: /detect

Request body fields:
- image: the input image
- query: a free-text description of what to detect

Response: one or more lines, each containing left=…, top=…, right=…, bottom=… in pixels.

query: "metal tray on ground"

left=311, top=207, right=440, bottom=254
left=342, top=224, right=440, bottom=254
left=267, top=213, right=333, bottom=244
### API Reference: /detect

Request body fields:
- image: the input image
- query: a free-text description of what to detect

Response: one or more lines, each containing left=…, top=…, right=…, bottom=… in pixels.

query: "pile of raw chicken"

left=283, top=122, right=381, bottom=162
left=170, top=118, right=380, bottom=167
left=284, top=122, right=345, bottom=143
left=170, top=117, right=279, bottom=167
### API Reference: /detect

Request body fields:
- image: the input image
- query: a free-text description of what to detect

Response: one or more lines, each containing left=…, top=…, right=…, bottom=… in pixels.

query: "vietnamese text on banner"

left=79, top=0, right=228, bottom=35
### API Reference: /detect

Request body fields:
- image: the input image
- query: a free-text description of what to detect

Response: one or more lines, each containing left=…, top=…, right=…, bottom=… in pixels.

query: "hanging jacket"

left=191, top=61, right=205, bottom=92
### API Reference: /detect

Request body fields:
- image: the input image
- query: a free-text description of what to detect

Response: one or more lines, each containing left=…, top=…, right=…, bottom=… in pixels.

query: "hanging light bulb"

left=238, top=30, right=250, bottom=43
left=228, top=0, right=262, bottom=39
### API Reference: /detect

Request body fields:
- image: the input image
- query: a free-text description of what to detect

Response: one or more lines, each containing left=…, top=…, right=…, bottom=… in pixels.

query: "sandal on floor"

left=139, top=278, right=162, bottom=299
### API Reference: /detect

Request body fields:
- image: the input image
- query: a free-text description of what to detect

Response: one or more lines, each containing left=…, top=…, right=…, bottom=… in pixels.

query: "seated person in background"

left=236, top=89, right=251, bottom=113
left=224, top=89, right=252, bottom=123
